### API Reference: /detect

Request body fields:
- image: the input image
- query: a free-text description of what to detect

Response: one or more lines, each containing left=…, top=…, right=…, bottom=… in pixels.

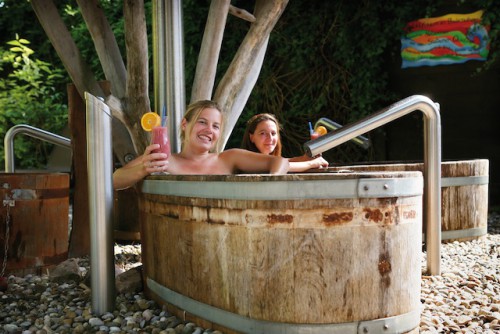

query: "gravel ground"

left=0, top=213, right=499, bottom=334
left=419, top=213, right=500, bottom=333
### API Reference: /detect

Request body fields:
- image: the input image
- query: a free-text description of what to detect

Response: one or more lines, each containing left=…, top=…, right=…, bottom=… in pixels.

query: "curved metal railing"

left=4, top=124, right=71, bottom=173
left=304, top=95, right=442, bottom=275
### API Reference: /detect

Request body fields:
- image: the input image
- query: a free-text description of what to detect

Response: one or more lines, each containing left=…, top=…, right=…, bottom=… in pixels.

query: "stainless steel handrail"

left=4, top=124, right=72, bottom=173
left=304, top=95, right=442, bottom=275
left=314, top=117, right=371, bottom=149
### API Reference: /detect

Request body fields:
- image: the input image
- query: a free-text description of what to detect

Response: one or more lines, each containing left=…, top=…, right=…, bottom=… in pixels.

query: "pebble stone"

left=1, top=214, right=499, bottom=334
left=419, top=211, right=500, bottom=334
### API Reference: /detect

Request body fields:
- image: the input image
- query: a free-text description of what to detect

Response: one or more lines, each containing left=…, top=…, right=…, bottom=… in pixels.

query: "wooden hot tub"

left=328, top=159, right=489, bottom=242
left=0, top=172, right=69, bottom=276
left=139, top=171, right=423, bottom=334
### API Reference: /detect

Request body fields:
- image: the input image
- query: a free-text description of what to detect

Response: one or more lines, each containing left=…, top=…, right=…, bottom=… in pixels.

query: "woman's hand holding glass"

left=142, top=143, right=169, bottom=174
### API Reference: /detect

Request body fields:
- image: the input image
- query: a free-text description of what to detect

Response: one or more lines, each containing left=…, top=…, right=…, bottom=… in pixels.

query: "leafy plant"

left=0, top=35, right=68, bottom=169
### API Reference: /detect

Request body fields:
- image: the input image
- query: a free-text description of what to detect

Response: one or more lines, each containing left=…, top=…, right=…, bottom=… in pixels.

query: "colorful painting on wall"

left=401, top=10, right=490, bottom=68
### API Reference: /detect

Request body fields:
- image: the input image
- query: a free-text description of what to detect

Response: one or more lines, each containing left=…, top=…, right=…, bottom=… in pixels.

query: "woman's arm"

left=222, top=149, right=289, bottom=175
left=288, top=155, right=329, bottom=172
left=269, top=155, right=290, bottom=174
left=113, top=144, right=169, bottom=190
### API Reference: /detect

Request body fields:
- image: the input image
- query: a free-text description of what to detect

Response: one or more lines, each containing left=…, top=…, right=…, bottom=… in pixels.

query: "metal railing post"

left=153, top=0, right=185, bottom=154
left=85, top=92, right=115, bottom=314
left=304, top=95, right=442, bottom=275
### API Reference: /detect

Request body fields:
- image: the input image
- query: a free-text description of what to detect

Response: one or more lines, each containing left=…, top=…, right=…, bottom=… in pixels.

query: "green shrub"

left=0, top=35, right=68, bottom=170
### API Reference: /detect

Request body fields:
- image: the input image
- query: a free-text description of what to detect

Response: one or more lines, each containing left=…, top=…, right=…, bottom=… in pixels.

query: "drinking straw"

left=161, top=105, right=167, bottom=127
left=308, top=121, right=314, bottom=136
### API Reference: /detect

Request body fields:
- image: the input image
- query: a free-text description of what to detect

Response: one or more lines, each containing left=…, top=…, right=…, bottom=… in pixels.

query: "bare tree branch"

left=31, top=0, right=104, bottom=98
left=76, top=0, right=127, bottom=99
left=191, top=0, right=231, bottom=102
left=229, top=5, right=256, bottom=22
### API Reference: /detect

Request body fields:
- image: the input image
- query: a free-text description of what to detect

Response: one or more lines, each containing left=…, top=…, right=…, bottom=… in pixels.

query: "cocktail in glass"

left=151, top=126, right=171, bottom=158
left=310, top=132, right=320, bottom=140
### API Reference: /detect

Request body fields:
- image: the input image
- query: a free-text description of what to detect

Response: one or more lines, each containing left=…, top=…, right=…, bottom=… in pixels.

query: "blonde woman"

left=113, top=101, right=289, bottom=189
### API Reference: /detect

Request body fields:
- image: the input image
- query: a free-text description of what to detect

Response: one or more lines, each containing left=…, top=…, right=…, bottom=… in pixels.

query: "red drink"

left=151, top=126, right=171, bottom=157
left=310, top=131, right=322, bottom=157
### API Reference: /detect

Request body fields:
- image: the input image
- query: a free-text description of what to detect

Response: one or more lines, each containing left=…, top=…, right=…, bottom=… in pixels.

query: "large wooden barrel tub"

left=0, top=172, right=69, bottom=276
left=140, top=171, right=423, bottom=334
left=328, top=159, right=489, bottom=242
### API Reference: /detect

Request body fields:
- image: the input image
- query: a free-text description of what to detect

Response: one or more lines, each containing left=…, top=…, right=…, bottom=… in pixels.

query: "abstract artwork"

left=401, top=10, right=490, bottom=68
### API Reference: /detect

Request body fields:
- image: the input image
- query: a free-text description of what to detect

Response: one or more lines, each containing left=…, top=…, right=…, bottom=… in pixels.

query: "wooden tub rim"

left=141, top=172, right=423, bottom=200
left=325, top=159, right=489, bottom=189
left=147, top=278, right=421, bottom=334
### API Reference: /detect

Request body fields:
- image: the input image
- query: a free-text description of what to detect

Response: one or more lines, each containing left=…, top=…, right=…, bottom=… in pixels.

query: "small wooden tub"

left=328, top=159, right=489, bottom=242
left=0, top=173, right=69, bottom=276
left=140, top=172, right=423, bottom=334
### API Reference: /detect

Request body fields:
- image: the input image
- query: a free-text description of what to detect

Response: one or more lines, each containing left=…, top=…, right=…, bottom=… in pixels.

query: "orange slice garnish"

left=315, top=125, right=328, bottom=136
left=141, top=112, right=161, bottom=132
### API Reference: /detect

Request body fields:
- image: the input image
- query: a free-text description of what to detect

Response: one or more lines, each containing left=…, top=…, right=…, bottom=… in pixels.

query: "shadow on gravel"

left=487, top=211, right=500, bottom=234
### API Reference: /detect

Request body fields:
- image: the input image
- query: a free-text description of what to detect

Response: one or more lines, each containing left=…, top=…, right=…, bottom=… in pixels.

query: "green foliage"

left=0, top=0, right=65, bottom=73
left=467, top=0, right=500, bottom=73
left=1, top=0, right=498, bottom=167
left=0, top=35, right=68, bottom=169
left=227, top=0, right=442, bottom=163
left=63, top=1, right=126, bottom=82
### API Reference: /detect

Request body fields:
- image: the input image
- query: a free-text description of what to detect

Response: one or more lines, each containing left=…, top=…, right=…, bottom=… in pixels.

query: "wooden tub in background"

left=140, top=172, right=423, bottom=334
left=0, top=172, right=69, bottom=276
left=328, top=159, right=489, bottom=242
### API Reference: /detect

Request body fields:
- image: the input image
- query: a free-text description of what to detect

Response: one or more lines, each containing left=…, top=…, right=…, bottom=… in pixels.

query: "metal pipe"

left=153, top=0, right=185, bottom=154
left=85, top=92, right=115, bottom=314
left=314, top=117, right=371, bottom=149
left=4, top=124, right=71, bottom=173
left=304, top=95, right=442, bottom=275
left=153, top=0, right=167, bottom=138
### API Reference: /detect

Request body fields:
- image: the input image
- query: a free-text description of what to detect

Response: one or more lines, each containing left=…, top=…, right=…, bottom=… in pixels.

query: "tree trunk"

left=213, top=0, right=289, bottom=150
left=76, top=0, right=127, bottom=99
left=123, top=0, right=151, bottom=154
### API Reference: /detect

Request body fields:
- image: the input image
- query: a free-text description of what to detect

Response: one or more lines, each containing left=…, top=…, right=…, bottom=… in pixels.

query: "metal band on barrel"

left=147, top=278, right=420, bottom=334
left=142, top=176, right=423, bottom=200
left=440, top=227, right=488, bottom=240
left=441, top=175, right=488, bottom=187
